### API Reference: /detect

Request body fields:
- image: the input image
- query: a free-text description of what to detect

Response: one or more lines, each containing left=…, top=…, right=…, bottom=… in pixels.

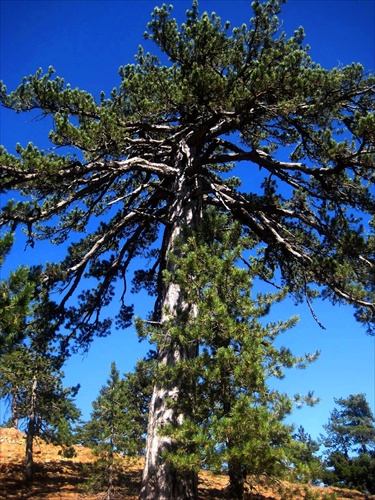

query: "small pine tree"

left=0, top=232, right=39, bottom=429
left=0, top=241, right=81, bottom=480
left=291, top=426, right=323, bottom=484
left=0, top=345, right=81, bottom=480
left=80, top=359, right=154, bottom=499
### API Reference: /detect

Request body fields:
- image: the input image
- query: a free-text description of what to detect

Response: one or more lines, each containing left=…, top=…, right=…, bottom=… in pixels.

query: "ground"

left=0, top=427, right=373, bottom=499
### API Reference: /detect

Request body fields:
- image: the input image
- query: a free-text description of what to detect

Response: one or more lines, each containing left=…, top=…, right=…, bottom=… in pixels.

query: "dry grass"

left=0, top=428, right=372, bottom=500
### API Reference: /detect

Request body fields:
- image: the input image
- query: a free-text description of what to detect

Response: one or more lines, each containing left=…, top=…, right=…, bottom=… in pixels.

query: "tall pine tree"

left=1, top=1, right=374, bottom=497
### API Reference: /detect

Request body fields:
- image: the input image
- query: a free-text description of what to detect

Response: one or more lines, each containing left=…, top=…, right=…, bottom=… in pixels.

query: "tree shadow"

left=0, top=461, right=89, bottom=499
left=0, top=460, right=143, bottom=500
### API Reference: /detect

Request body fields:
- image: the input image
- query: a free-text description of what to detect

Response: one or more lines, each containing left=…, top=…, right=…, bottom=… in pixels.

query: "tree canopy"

left=321, top=394, right=375, bottom=458
left=1, top=1, right=374, bottom=340
left=320, top=394, right=375, bottom=493
left=1, top=0, right=374, bottom=497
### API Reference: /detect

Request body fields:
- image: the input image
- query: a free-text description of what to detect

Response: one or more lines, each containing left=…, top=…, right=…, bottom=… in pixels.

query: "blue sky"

left=0, top=0, right=374, bottom=444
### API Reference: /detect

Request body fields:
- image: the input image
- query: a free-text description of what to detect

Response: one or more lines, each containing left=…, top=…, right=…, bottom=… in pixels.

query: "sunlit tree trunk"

left=140, top=143, right=200, bottom=499
left=25, top=376, right=37, bottom=482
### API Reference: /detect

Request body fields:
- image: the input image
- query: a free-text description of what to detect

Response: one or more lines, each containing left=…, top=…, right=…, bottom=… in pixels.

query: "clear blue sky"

left=0, top=0, right=374, bottom=443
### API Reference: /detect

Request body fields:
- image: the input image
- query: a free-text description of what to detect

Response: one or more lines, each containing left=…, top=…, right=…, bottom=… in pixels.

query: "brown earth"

left=0, top=427, right=373, bottom=500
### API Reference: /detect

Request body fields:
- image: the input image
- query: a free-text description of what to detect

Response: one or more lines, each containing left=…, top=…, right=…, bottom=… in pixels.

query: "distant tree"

left=0, top=345, right=80, bottom=481
left=42, top=382, right=82, bottom=458
left=320, top=394, right=375, bottom=493
left=138, top=211, right=320, bottom=499
left=1, top=0, right=375, bottom=497
left=321, top=394, right=375, bottom=457
left=0, top=233, right=55, bottom=428
left=291, top=426, right=322, bottom=484
left=80, top=359, right=154, bottom=499
left=0, top=261, right=35, bottom=429
left=0, top=245, right=81, bottom=481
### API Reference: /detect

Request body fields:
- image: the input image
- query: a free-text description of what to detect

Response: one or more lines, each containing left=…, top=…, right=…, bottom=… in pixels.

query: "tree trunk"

left=227, top=458, right=246, bottom=500
left=140, top=142, right=200, bottom=499
left=223, top=376, right=246, bottom=499
left=11, top=392, right=18, bottom=429
left=25, top=376, right=37, bottom=482
left=105, top=457, right=114, bottom=500
left=105, top=435, right=115, bottom=500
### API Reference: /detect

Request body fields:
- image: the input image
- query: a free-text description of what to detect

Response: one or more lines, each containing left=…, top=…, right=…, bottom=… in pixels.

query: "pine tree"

left=0, top=345, right=81, bottom=481
left=291, top=426, right=322, bottom=484
left=80, top=360, right=154, bottom=499
left=321, top=394, right=375, bottom=457
left=0, top=241, right=81, bottom=480
left=138, top=210, right=320, bottom=498
left=320, top=394, right=375, bottom=493
left=1, top=1, right=374, bottom=497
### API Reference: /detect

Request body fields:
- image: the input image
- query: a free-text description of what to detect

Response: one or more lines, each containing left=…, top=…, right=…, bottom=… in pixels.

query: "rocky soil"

left=0, top=427, right=373, bottom=499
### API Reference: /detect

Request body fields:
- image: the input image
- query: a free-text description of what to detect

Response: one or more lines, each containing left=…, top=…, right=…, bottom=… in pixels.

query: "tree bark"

left=11, top=392, right=18, bottom=429
left=25, top=376, right=37, bottom=482
left=105, top=456, right=114, bottom=500
left=140, top=142, right=200, bottom=499
left=227, top=458, right=246, bottom=500
left=105, top=435, right=115, bottom=500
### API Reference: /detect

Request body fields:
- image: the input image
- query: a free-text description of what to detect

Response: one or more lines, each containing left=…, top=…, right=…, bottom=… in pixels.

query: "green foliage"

left=302, top=487, right=320, bottom=500
left=1, top=0, right=375, bottom=495
left=55, top=417, right=78, bottom=458
left=0, top=0, right=374, bottom=347
left=0, top=239, right=81, bottom=479
left=321, top=493, right=337, bottom=500
left=291, top=426, right=323, bottom=483
left=0, top=232, right=13, bottom=264
left=320, top=394, right=375, bottom=493
left=0, top=250, right=80, bottom=439
left=80, top=359, right=154, bottom=456
left=0, top=345, right=81, bottom=433
left=322, top=451, right=375, bottom=493
left=0, top=233, right=39, bottom=354
left=139, top=210, right=320, bottom=493
left=79, top=360, right=154, bottom=497
left=321, top=394, right=375, bottom=457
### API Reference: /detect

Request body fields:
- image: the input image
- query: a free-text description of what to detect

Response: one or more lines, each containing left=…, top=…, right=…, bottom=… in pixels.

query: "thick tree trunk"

left=140, top=142, right=200, bottom=499
left=25, top=376, right=37, bottom=482
left=140, top=374, right=199, bottom=499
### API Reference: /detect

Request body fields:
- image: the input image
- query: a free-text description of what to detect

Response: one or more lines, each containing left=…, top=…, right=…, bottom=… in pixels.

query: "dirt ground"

left=0, top=427, right=373, bottom=499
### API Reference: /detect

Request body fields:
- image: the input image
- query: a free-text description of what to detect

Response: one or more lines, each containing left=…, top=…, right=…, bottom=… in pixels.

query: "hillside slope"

left=0, top=427, right=372, bottom=499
